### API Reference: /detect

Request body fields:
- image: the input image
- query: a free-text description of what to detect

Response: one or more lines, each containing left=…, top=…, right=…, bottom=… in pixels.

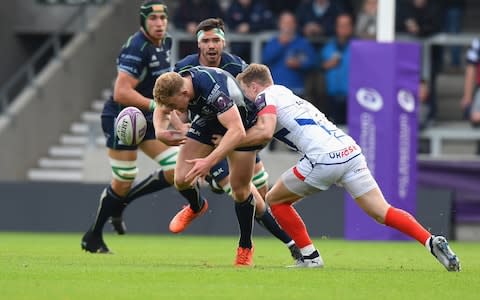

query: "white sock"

left=425, top=236, right=433, bottom=251
left=300, top=244, right=316, bottom=256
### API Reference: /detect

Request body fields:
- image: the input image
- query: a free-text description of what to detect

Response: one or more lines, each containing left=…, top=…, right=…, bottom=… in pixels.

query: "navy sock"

left=126, top=169, right=172, bottom=204
left=255, top=208, right=293, bottom=244
left=179, top=183, right=205, bottom=212
left=235, top=194, right=255, bottom=249
left=91, top=186, right=126, bottom=235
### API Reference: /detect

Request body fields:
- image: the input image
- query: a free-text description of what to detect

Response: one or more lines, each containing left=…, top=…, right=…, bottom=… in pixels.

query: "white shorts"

left=282, top=151, right=378, bottom=199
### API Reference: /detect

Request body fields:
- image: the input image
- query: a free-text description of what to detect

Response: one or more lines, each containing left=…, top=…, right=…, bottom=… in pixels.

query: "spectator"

left=355, top=0, right=377, bottom=40
left=397, top=0, right=442, bottom=123
left=295, top=0, right=344, bottom=39
left=262, top=12, right=316, bottom=98
left=173, top=0, right=224, bottom=57
left=442, top=0, right=466, bottom=71
left=262, top=11, right=316, bottom=150
left=225, top=0, right=275, bottom=62
left=419, top=79, right=431, bottom=130
left=318, top=13, right=354, bottom=125
left=461, top=38, right=480, bottom=155
left=461, top=38, right=480, bottom=127
left=263, top=0, right=301, bottom=17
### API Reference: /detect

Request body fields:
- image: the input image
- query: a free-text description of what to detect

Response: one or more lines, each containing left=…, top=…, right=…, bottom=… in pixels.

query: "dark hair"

left=195, top=18, right=225, bottom=35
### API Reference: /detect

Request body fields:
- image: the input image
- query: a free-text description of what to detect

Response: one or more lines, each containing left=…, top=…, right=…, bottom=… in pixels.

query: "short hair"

left=153, top=72, right=184, bottom=105
left=195, top=18, right=225, bottom=36
left=236, top=63, right=273, bottom=86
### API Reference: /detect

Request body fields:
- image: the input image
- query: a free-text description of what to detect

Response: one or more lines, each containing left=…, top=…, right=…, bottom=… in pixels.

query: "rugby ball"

left=115, top=106, right=147, bottom=145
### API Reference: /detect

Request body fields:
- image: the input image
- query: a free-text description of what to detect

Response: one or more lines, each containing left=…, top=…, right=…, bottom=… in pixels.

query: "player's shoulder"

left=121, top=32, right=148, bottom=52
left=220, top=52, right=248, bottom=74
left=174, top=54, right=199, bottom=72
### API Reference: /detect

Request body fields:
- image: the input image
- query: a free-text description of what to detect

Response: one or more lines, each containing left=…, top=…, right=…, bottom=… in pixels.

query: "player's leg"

left=208, top=157, right=301, bottom=261
left=81, top=148, right=137, bottom=253
left=228, top=150, right=258, bottom=266
left=344, top=155, right=460, bottom=271
left=250, top=157, right=302, bottom=260
left=266, top=161, right=325, bottom=268
left=251, top=155, right=269, bottom=198
left=126, top=141, right=178, bottom=201
left=106, top=121, right=178, bottom=234
left=168, top=137, right=212, bottom=233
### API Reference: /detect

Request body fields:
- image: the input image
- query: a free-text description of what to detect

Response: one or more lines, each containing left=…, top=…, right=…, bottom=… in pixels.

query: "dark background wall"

left=0, top=182, right=453, bottom=239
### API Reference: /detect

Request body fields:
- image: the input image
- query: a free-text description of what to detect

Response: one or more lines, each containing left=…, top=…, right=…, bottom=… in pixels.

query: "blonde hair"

left=236, top=63, right=273, bottom=86
left=153, top=72, right=184, bottom=105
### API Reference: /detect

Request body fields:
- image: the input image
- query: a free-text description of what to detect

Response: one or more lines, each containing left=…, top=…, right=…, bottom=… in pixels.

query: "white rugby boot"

left=429, top=235, right=460, bottom=272
left=288, top=250, right=324, bottom=268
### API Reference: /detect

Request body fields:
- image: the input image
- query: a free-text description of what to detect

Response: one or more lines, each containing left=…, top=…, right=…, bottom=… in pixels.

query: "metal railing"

left=0, top=3, right=90, bottom=114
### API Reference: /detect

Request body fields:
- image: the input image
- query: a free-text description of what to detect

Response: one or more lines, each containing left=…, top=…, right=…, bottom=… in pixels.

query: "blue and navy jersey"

left=174, top=52, right=247, bottom=77
left=179, top=66, right=257, bottom=128
left=102, top=31, right=172, bottom=120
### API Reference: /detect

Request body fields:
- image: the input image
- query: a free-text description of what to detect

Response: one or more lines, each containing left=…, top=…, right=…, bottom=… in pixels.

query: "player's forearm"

left=239, top=126, right=272, bottom=147
left=153, top=106, right=171, bottom=133
left=114, top=86, right=153, bottom=111
left=463, top=65, right=476, bottom=101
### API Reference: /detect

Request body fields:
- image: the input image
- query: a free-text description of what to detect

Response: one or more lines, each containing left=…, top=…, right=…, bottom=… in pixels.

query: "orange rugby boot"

left=234, top=246, right=254, bottom=267
left=169, top=200, right=208, bottom=233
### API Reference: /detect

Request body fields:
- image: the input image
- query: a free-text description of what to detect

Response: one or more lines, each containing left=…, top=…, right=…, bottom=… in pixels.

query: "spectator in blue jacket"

left=295, top=0, right=344, bottom=39
left=225, top=0, right=275, bottom=62
left=262, top=11, right=316, bottom=151
left=262, top=11, right=316, bottom=98
left=318, top=13, right=354, bottom=125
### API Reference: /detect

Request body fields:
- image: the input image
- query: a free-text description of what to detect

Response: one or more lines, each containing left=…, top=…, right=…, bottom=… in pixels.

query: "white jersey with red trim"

left=257, top=85, right=360, bottom=162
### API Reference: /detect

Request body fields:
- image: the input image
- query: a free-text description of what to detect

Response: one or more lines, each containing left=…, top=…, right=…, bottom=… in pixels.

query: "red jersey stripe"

left=258, top=105, right=276, bottom=116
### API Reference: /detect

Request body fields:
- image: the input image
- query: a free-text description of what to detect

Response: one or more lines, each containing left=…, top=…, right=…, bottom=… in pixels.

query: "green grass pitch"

left=0, top=232, right=479, bottom=300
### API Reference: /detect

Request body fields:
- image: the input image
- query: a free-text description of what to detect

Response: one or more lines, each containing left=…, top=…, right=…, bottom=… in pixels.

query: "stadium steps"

left=27, top=89, right=109, bottom=182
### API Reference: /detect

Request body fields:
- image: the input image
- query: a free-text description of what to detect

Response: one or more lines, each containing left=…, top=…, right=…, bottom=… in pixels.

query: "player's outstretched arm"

left=239, top=113, right=276, bottom=148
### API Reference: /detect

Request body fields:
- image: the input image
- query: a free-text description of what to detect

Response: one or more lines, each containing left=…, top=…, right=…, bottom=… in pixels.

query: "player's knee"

left=231, top=188, right=251, bottom=202
left=218, top=181, right=233, bottom=196
left=109, top=158, right=138, bottom=183
left=155, top=146, right=178, bottom=171
left=252, top=168, right=269, bottom=190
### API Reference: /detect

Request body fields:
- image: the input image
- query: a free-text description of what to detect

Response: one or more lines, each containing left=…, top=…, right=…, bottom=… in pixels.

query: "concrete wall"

left=0, top=0, right=103, bottom=86
left=0, top=182, right=453, bottom=240
left=0, top=0, right=142, bottom=180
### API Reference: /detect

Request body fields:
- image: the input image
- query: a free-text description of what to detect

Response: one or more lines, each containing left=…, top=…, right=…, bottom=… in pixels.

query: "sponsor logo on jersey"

left=120, top=54, right=142, bottom=62
left=356, top=88, right=383, bottom=112
left=151, top=55, right=157, bottom=61
left=188, top=127, right=201, bottom=136
left=397, top=89, right=415, bottom=113
left=328, top=145, right=358, bottom=159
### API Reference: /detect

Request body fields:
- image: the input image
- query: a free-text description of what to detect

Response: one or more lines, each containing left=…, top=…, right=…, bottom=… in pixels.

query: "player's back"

left=262, top=85, right=357, bottom=157
left=180, top=66, right=257, bottom=127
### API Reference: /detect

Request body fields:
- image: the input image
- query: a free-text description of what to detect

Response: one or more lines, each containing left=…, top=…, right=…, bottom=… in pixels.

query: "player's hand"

left=156, top=129, right=186, bottom=146
left=184, top=158, right=212, bottom=183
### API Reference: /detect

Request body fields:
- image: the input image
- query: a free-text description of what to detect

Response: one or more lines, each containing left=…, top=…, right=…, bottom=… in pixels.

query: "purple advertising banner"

left=345, top=41, right=420, bottom=240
